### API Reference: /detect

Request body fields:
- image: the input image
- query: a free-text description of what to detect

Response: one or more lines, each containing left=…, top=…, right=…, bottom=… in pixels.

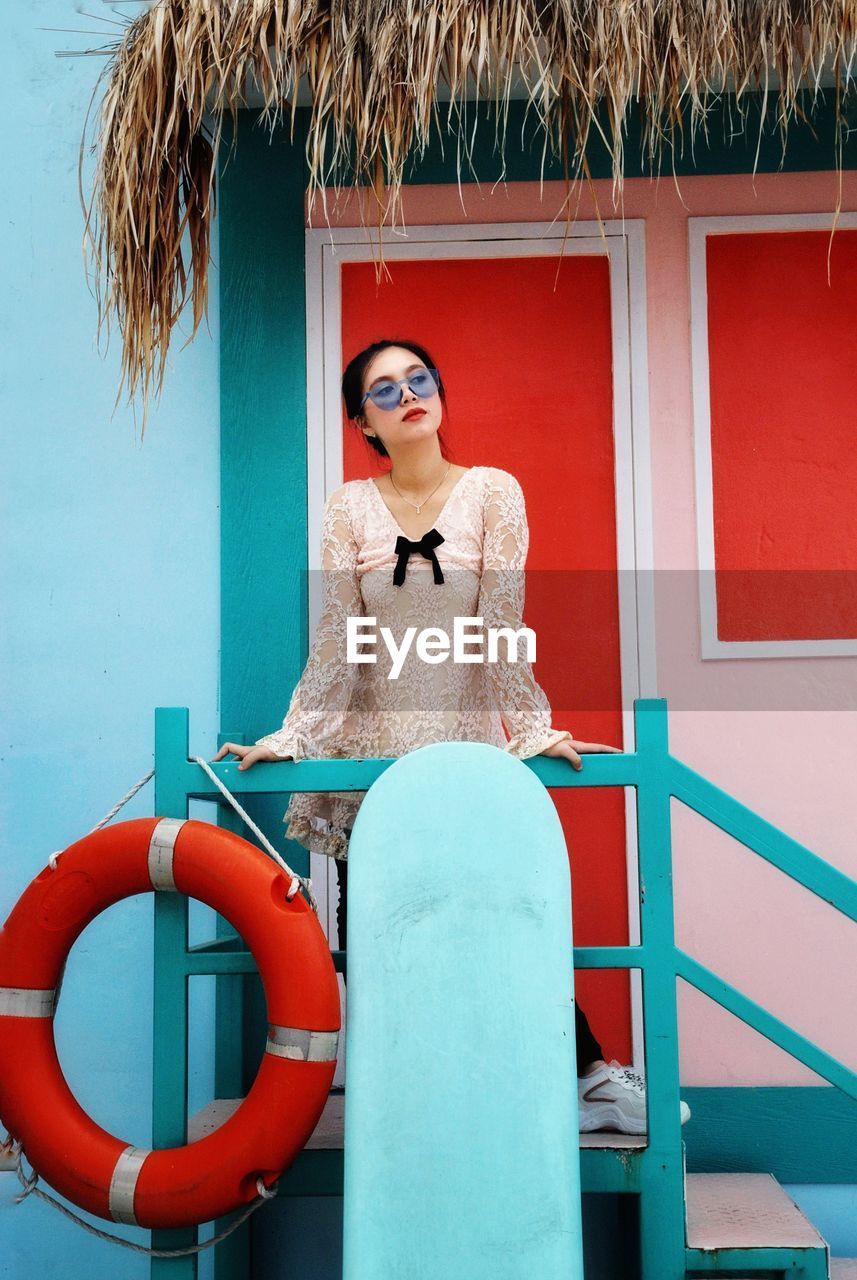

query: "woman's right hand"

left=210, top=743, right=289, bottom=770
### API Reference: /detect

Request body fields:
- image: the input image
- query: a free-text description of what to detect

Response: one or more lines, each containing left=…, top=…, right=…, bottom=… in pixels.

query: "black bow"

left=393, top=527, right=446, bottom=586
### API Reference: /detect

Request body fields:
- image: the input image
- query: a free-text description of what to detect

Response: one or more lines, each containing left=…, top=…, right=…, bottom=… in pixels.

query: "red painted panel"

left=706, top=229, right=857, bottom=640
left=340, top=253, right=630, bottom=1062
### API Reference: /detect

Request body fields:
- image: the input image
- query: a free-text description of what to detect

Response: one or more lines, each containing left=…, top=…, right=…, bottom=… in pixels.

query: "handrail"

left=669, top=756, right=857, bottom=921
left=148, top=699, right=857, bottom=1280
left=673, top=947, right=857, bottom=1101
left=156, top=700, right=857, bottom=1093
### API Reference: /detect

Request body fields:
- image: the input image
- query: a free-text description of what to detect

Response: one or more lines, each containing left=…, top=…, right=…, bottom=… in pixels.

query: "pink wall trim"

left=307, top=172, right=857, bottom=1085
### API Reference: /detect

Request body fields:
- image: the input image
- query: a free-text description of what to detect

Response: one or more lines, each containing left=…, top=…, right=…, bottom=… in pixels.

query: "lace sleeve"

left=477, top=468, right=573, bottom=759
left=255, top=485, right=363, bottom=761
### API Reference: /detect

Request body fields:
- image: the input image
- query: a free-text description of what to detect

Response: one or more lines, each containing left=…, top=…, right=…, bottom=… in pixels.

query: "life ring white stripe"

left=265, top=1025, right=339, bottom=1062
left=147, top=818, right=186, bottom=892
left=108, top=1144, right=151, bottom=1224
left=0, top=987, right=56, bottom=1018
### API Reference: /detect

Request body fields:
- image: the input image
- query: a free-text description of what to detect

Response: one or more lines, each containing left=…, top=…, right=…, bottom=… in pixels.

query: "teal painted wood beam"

left=275, top=1148, right=651, bottom=1199
left=170, top=751, right=641, bottom=798
left=685, top=1243, right=828, bottom=1278
left=574, top=945, right=650, bottom=967
left=633, top=700, right=688, bottom=1279
left=676, top=946, right=857, bottom=1103
left=183, top=944, right=652, bottom=975
left=670, top=756, right=857, bottom=922
left=186, top=951, right=259, bottom=976
left=216, top=114, right=315, bottom=1280
left=269, top=1084, right=857, bottom=1197
left=152, top=707, right=197, bottom=1272
left=218, top=110, right=313, bottom=877
left=210, top=788, right=249, bottom=1280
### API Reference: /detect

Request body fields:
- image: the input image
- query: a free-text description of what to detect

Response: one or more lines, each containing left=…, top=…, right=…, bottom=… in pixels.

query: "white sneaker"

left=578, top=1059, right=691, bottom=1134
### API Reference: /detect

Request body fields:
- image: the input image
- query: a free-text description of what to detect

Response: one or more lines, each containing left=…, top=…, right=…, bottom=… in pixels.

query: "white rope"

left=191, top=756, right=318, bottom=914
left=44, top=760, right=317, bottom=914
left=8, top=1139, right=277, bottom=1258
left=49, top=770, right=155, bottom=870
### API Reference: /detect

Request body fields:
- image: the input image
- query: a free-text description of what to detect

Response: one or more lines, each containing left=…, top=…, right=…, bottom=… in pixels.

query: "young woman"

left=213, top=339, right=690, bottom=1136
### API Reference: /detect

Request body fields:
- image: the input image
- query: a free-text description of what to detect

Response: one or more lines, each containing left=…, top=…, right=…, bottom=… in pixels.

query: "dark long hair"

left=341, top=338, right=453, bottom=461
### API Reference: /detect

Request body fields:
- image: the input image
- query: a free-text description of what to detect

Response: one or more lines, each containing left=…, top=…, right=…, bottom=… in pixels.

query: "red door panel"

left=706, top=229, right=857, bottom=639
left=340, top=252, right=629, bottom=1063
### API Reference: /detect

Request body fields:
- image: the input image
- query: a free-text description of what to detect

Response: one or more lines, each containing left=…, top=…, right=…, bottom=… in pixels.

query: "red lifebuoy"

left=0, top=816, right=340, bottom=1229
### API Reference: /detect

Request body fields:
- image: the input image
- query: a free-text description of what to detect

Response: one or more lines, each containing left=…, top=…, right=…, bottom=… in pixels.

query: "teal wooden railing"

left=148, top=698, right=857, bottom=1280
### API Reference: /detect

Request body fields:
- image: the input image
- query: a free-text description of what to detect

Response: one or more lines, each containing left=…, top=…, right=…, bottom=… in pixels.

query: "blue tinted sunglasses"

left=360, top=367, right=440, bottom=411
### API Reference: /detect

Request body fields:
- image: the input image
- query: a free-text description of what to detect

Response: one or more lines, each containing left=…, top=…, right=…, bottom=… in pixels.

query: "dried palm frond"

left=80, top=0, right=857, bottom=435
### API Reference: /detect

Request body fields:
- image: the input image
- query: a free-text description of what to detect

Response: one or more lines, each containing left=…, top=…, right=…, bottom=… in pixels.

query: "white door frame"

left=305, top=219, right=656, bottom=1070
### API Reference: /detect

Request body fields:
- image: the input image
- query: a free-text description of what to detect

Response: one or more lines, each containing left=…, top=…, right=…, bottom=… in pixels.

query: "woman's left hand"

left=539, top=737, right=623, bottom=772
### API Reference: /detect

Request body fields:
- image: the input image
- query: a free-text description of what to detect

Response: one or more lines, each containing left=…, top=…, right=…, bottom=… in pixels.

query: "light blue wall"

left=1, top=4, right=219, bottom=1276
left=784, top=1185, right=857, bottom=1259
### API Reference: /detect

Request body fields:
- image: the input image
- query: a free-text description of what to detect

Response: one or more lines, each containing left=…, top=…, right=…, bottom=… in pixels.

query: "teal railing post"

left=212, top=731, right=252, bottom=1280
left=634, top=698, right=686, bottom=1280
left=152, top=707, right=197, bottom=1277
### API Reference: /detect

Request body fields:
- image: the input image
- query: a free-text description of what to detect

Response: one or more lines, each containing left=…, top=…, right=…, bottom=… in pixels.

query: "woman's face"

left=358, top=346, right=442, bottom=451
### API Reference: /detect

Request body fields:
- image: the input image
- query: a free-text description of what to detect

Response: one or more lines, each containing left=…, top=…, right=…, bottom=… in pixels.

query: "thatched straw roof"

left=80, top=1, right=857, bottom=433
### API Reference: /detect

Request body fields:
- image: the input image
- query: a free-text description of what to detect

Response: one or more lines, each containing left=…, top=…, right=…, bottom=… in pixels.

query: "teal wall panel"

left=218, top=109, right=311, bottom=880
left=683, top=1087, right=857, bottom=1183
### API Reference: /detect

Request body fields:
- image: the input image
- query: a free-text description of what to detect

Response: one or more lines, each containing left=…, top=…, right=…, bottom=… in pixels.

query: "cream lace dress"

left=255, top=465, right=573, bottom=859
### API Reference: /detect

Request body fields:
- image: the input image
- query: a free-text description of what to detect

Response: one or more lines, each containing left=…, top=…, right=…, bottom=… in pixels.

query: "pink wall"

left=307, top=170, right=857, bottom=1086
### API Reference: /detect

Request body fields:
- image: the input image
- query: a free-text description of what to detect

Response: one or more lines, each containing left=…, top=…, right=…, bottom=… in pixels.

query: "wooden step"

left=685, top=1172, right=828, bottom=1251
left=188, top=1095, right=647, bottom=1152
left=830, top=1261, right=857, bottom=1279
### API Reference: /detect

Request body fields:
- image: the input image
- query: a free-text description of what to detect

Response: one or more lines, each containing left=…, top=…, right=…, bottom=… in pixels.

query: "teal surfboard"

left=342, top=741, right=584, bottom=1279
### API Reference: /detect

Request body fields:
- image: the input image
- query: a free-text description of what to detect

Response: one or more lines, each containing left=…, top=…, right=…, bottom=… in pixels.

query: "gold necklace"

left=388, top=462, right=452, bottom=514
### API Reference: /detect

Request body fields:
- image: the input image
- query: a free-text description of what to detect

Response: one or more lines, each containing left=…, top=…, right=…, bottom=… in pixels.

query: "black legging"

left=335, top=854, right=605, bottom=1077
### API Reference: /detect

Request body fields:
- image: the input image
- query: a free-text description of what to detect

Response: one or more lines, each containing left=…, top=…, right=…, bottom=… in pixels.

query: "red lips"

left=402, top=408, right=426, bottom=421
